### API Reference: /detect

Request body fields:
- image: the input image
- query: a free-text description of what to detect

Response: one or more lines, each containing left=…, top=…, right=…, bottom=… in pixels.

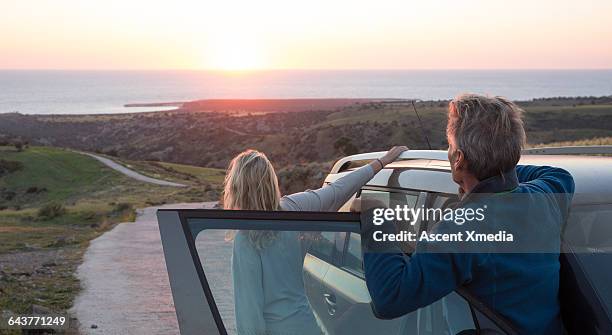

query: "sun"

left=208, top=33, right=266, bottom=71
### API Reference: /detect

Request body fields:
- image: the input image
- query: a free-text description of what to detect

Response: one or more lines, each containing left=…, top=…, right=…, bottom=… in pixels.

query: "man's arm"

left=516, top=165, right=575, bottom=194
left=281, top=164, right=375, bottom=212
left=281, top=146, right=408, bottom=212
left=363, top=251, right=475, bottom=319
left=516, top=165, right=575, bottom=220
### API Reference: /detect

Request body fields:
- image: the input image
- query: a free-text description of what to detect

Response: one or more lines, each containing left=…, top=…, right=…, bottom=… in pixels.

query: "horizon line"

left=2, top=68, right=612, bottom=72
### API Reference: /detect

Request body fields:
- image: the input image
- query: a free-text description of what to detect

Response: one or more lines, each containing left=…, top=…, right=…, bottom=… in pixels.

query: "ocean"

left=1, top=69, right=612, bottom=115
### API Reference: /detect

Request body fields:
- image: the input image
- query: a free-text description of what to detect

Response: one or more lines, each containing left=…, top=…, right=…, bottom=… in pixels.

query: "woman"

left=226, top=146, right=407, bottom=335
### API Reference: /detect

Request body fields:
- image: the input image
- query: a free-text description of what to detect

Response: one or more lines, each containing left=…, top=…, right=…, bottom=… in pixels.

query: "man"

left=362, top=94, right=575, bottom=334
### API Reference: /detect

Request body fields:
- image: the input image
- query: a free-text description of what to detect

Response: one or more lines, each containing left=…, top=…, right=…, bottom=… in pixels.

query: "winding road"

left=81, top=152, right=187, bottom=187
left=71, top=202, right=218, bottom=334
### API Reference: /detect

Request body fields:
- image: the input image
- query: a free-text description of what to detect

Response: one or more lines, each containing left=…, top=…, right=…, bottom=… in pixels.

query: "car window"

left=360, top=188, right=419, bottom=209
left=159, top=209, right=481, bottom=335
left=158, top=209, right=363, bottom=335
left=398, top=169, right=457, bottom=194
left=341, top=189, right=420, bottom=275
left=336, top=190, right=480, bottom=335
left=564, top=204, right=612, bottom=249
left=175, top=211, right=361, bottom=335
left=422, top=192, right=459, bottom=232
left=336, top=187, right=419, bottom=213
left=197, top=228, right=362, bottom=335
left=343, top=233, right=363, bottom=276
left=336, top=236, right=478, bottom=335
left=309, top=231, right=336, bottom=262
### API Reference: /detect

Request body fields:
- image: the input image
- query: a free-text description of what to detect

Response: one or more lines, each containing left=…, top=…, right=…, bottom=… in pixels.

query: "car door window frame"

left=157, top=208, right=361, bottom=335
left=158, top=204, right=519, bottom=335
left=340, top=232, right=365, bottom=278
left=456, top=288, right=518, bottom=335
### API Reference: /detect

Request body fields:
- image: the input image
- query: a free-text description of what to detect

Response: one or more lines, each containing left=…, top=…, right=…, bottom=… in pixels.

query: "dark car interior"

left=560, top=205, right=612, bottom=334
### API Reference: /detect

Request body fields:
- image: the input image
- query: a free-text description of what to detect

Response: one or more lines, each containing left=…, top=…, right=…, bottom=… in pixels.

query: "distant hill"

left=181, top=98, right=378, bottom=113
left=1, top=97, right=611, bottom=192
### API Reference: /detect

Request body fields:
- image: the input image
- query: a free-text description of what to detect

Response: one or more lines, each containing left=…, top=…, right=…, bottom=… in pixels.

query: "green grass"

left=525, top=104, right=612, bottom=114
left=530, top=136, right=612, bottom=148
left=113, top=157, right=225, bottom=185
left=0, top=146, right=223, bottom=324
left=0, top=146, right=121, bottom=208
left=320, top=104, right=446, bottom=127
left=157, top=161, right=226, bottom=184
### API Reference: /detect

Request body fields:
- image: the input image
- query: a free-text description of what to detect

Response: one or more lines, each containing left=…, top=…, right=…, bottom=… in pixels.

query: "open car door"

left=157, top=208, right=517, bottom=335
left=156, top=208, right=361, bottom=335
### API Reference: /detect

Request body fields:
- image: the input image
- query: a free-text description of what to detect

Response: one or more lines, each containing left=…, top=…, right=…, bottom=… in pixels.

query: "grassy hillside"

left=0, top=146, right=223, bottom=328
left=1, top=146, right=122, bottom=209
left=2, top=98, right=609, bottom=177
left=0, top=97, right=610, bottom=193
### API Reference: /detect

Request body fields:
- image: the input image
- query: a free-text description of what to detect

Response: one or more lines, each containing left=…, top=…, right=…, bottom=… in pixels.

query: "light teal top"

left=232, top=165, right=375, bottom=335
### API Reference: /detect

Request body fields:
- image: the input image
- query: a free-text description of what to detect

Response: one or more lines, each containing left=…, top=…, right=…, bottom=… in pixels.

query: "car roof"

left=326, top=152, right=612, bottom=205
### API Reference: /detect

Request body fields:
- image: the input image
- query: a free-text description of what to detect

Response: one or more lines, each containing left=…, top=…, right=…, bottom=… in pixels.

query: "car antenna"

left=410, top=99, right=432, bottom=150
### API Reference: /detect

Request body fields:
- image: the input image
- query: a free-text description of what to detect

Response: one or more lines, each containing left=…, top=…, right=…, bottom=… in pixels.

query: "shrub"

left=104, top=149, right=118, bottom=157
left=37, top=203, right=67, bottom=220
left=3, top=190, right=16, bottom=201
left=26, top=186, right=47, bottom=194
left=334, top=137, right=358, bottom=156
left=0, top=159, right=24, bottom=176
left=114, top=202, right=132, bottom=212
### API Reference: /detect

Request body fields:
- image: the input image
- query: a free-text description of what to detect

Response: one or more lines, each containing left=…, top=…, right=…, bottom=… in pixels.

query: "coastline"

left=3, top=69, right=612, bottom=116
left=5, top=95, right=611, bottom=117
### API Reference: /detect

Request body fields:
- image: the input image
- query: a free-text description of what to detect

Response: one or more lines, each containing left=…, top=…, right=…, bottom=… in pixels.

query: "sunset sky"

left=1, top=0, right=611, bottom=70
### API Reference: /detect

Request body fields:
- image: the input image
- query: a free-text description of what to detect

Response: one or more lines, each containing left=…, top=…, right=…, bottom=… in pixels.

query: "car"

left=157, top=146, right=612, bottom=335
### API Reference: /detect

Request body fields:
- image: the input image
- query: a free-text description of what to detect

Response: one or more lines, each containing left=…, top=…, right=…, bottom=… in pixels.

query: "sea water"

left=1, top=69, right=611, bottom=115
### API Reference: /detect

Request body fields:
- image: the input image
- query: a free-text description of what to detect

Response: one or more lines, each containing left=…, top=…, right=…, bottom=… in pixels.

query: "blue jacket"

left=363, top=165, right=575, bottom=334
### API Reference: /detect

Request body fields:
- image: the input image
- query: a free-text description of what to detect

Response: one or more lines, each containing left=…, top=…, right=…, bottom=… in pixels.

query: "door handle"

left=323, top=293, right=337, bottom=316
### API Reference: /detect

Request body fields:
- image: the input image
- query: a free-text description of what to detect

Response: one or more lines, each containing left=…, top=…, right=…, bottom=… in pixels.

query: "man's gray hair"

left=447, top=93, right=526, bottom=180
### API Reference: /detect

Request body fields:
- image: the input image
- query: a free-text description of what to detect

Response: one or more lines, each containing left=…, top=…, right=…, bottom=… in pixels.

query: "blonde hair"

left=223, top=149, right=281, bottom=249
